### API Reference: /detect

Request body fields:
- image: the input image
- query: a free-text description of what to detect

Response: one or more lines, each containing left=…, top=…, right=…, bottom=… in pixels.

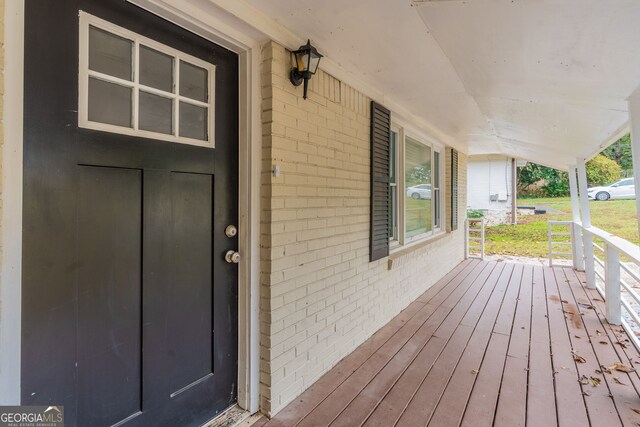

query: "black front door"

left=22, top=1, right=239, bottom=426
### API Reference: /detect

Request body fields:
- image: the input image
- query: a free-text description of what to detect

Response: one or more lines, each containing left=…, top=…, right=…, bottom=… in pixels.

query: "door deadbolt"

left=225, top=225, right=238, bottom=238
left=225, top=250, right=240, bottom=264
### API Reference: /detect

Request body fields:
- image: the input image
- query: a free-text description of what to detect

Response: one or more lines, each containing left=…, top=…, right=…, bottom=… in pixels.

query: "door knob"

left=225, top=225, right=237, bottom=238
left=225, top=250, right=240, bottom=264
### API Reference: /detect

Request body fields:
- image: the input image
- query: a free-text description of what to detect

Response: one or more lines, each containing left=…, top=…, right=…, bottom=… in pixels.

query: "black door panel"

left=142, top=171, right=214, bottom=407
left=23, top=1, right=239, bottom=426
left=77, top=166, right=143, bottom=426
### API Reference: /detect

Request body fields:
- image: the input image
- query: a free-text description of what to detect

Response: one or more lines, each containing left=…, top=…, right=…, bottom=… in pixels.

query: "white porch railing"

left=465, top=218, right=485, bottom=260
left=549, top=220, right=640, bottom=350
left=547, top=220, right=574, bottom=267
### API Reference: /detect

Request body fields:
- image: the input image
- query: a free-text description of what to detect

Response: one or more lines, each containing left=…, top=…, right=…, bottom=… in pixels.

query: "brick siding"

left=259, top=40, right=468, bottom=416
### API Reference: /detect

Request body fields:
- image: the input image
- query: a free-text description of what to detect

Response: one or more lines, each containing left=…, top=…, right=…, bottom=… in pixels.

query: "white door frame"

left=0, top=0, right=25, bottom=405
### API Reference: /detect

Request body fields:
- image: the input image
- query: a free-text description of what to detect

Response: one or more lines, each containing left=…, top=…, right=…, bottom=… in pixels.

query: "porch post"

left=577, top=158, right=596, bottom=289
left=628, top=89, right=640, bottom=244
left=511, top=158, right=517, bottom=225
left=568, top=166, right=584, bottom=271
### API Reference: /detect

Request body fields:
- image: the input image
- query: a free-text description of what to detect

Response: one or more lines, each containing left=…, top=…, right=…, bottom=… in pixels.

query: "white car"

left=587, top=178, right=635, bottom=201
left=406, top=184, right=432, bottom=200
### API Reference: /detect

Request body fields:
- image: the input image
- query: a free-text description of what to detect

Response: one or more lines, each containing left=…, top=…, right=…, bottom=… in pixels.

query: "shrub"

left=585, top=155, right=621, bottom=186
left=467, top=209, right=485, bottom=219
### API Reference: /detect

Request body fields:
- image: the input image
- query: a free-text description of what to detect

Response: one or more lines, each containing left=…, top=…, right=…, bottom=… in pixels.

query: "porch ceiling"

left=243, top=0, right=640, bottom=169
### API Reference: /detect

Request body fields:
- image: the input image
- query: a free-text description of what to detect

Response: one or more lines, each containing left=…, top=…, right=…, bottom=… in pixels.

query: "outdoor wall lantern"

left=289, top=39, right=323, bottom=99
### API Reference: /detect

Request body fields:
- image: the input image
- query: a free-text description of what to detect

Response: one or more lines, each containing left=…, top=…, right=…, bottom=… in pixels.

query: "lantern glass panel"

left=309, top=55, right=321, bottom=74
left=296, top=52, right=309, bottom=72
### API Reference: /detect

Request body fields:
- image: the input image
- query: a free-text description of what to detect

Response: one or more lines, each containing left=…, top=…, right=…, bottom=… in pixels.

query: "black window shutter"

left=451, top=149, right=459, bottom=231
left=370, top=101, right=391, bottom=261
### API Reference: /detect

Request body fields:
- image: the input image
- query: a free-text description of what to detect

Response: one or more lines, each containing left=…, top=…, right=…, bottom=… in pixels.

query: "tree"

left=406, top=165, right=429, bottom=186
left=517, top=155, right=620, bottom=198
left=602, top=134, right=633, bottom=173
left=585, top=155, right=620, bottom=186
left=517, top=163, right=569, bottom=197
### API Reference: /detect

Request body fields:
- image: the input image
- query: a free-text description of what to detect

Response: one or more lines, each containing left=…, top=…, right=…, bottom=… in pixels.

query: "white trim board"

left=0, top=0, right=25, bottom=405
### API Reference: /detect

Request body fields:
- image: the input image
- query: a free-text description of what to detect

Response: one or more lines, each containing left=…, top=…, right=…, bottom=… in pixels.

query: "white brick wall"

left=260, top=41, right=468, bottom=416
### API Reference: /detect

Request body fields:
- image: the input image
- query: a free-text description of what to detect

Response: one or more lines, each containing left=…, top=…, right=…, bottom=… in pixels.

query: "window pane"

left=180, top=61, right=208, bottom=102
left=88, top=77, right=132, bottom=128
left=405, top=137, right=432, bottom=238
left=89, top=26, right=133, bottom=81
left=390, top=131, right=397, bottom=184
left=389, top=131, right=398, bottom=240
left=434, top=152, right=440, bottom=228
left=179, top=102, right=207, bottom=141
left=140, top=45, right=174, bottom=92
left=139, top=91, right=173, bottom=135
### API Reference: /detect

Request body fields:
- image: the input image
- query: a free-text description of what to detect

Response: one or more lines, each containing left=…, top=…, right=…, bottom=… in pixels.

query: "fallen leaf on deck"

left=633, top=408, right=640, bottom=415
left=590, top=377, right=601, bottom=387
left=572, top=351, right=586, bottom=363
left=600, top=365, right=613, bottom=374
left=582, top=391, right=591, bottom=396
left=578, top=303, right=595, bottom=310
left=575, top=335, right=581, bottom=339
left=599, top=341, right=608, bottom=345
left=562, top=299, right=568, bottom=303
left=608, top=363, right=636, bottom=373
left=579, top=375, right=590, bottom=385
left=471, top=369, right=479, bottom=375
left=593, top=298, right=604, bottom=302
left=613, top=377, right=627, bottom=385
left=597, top=330, right=603, bottom=336
left=616, top=341, right=629, bottom=349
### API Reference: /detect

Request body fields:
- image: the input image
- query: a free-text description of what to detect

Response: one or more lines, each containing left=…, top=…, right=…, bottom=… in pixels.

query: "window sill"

left=387, top=231, right=449, bottom=270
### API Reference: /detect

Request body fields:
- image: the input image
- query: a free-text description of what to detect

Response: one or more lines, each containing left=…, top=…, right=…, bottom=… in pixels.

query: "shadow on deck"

left=255, top=259, right=640, bottom=427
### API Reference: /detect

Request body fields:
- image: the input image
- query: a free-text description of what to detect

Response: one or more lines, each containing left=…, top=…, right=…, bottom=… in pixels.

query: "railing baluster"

left=572, top=222, right=585, bottom=271
left=547, top=222, right=553, bottom=267
left=583, top=230, right=596, bottom=289
left=604, top=242, right=622, bottom=325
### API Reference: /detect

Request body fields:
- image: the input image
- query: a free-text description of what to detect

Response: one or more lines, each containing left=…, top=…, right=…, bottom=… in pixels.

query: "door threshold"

left=202, top=405, right=262, bottom=427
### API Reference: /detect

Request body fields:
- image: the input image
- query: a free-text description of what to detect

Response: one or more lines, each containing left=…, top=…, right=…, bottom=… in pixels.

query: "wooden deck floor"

left=255, top=259, right=640, bottom=427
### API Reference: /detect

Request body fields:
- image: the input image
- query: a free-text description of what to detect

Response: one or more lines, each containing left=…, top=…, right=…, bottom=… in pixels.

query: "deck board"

left=494, top=264, right=532, bottom=427
left=566, top=268, right=640, bottom=426
left=295, top=261, right=493, bottom=427
left=262, top=261, right=640, bottom=427
left=526, top=265, right=557, bottom=427
left=553, top=267, right=622, bottom=427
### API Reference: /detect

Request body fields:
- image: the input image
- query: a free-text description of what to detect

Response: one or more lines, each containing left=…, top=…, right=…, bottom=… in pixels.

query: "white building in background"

left=467, top=155, right=522, bottom=225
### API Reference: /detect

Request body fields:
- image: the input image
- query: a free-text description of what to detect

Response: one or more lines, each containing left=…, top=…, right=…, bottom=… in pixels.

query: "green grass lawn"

left=485, top=197, right=638, bottom=257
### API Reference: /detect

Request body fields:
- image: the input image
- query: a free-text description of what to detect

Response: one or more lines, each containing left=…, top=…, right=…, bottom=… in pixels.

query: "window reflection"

left=405, top=137, right=432, bottom=238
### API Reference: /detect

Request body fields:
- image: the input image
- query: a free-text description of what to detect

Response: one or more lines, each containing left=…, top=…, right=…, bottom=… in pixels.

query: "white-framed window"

left=78, top=12, right=216, bottom=148
left=388, top=125, right=445, bottom=248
